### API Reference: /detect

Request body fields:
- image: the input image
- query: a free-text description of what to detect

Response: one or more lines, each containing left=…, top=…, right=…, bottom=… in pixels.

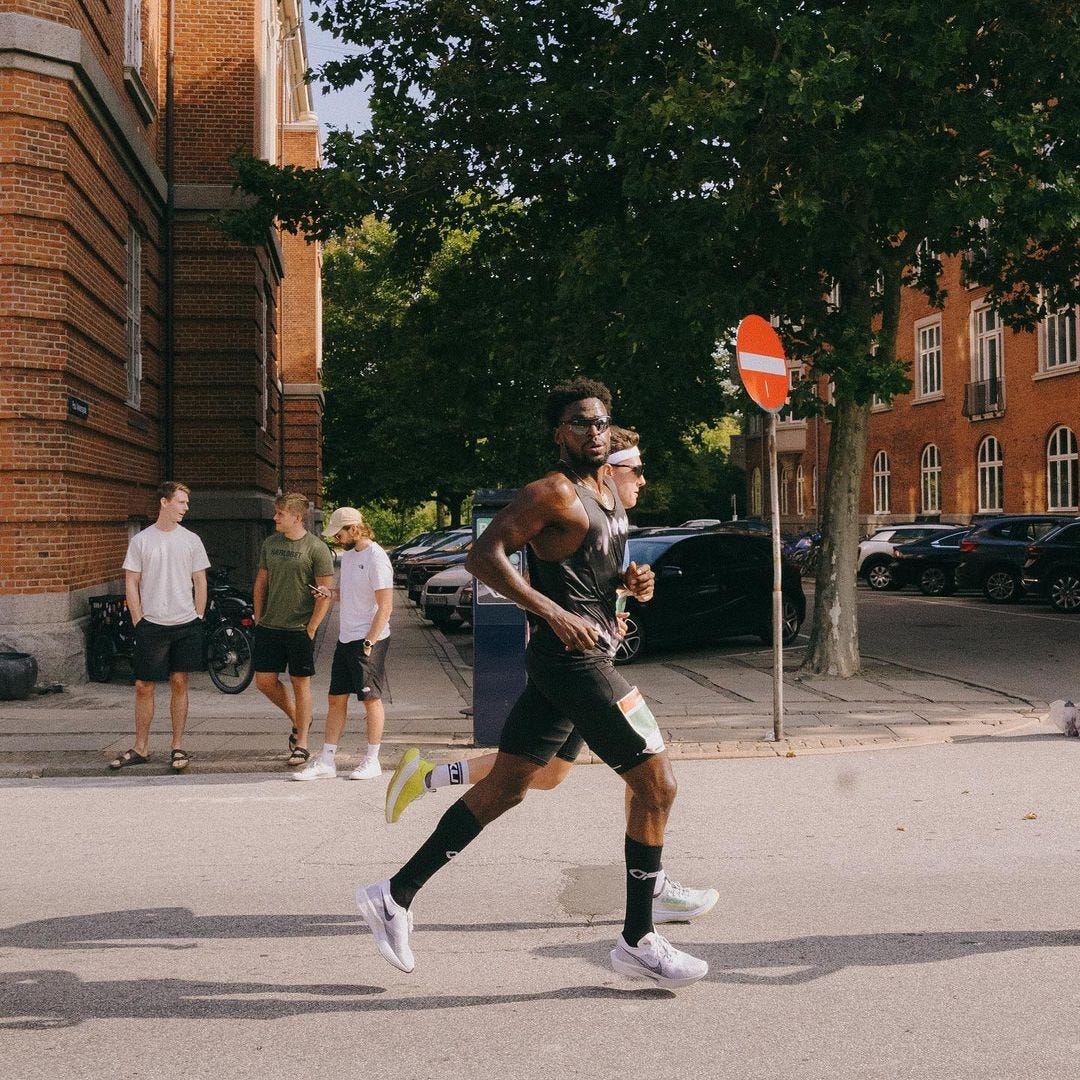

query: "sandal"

left=170, top=749, right=190, bottom=772
left=288, top=727, right=298, bottom=753
left=108, top=749, right=149, bottom=770
left=287, top=746, right=310, bottom=767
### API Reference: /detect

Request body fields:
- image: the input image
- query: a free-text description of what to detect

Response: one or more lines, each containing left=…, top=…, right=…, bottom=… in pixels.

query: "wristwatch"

left=361, top=639, right=373, bottom=648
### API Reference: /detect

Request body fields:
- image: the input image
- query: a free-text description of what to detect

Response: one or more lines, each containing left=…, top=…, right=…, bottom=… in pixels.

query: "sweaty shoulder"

left=522, top=471, right=579, bottom=513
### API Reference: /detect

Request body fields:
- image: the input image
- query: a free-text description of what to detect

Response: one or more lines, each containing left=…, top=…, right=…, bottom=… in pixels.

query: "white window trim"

left=1047, top=425, right=1078, bottom=512
left=872, top=450, right=891, bottom=515
left=795, top=465, right=805, bottom=516
left=970, top=299, right=1005, bottom=383
left=913, top=314, right=944, bottom=402
left=977, top=436, right=1004, bottom=513
left=920, top=444, right=941, bottom=514
left=258, top=290, right=269, bottom=431
left=1036, top=305, right=1080, bottom=377
left=777, top=365, right=806, bottom=427
left=124, top=0, right=143, bottom=70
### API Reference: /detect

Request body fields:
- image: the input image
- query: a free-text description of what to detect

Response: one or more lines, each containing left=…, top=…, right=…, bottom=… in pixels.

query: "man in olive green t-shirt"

left=253, top=492, right=335, bottom=766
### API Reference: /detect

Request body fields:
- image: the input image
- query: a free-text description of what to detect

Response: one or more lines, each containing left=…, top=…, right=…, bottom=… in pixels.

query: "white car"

left=420, top=564, right=472, bottom=629
left=858, top=524, right=960, bottom=590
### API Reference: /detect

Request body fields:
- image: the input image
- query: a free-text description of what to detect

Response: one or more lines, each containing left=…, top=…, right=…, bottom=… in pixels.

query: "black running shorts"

left=328, top=637, right=390, bottom=701
left=252, top=625, right=316, bottom=677
left=132, top=618, right=204, bottom=683
left=499, top=645, right=665, bottom=774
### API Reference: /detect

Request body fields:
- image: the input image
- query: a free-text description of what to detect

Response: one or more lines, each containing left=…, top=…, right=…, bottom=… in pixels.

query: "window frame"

left=1038, top=306, right=1080, bottom=376
left=872, top=450, right=891, bottom=515
left=914, top=314, right=944, bottom=401
left=977, top=436, right=1004, bottom=513
left=1047, top=425, right=1078, bottom=512
left=920, top=444, right=941, bottom=514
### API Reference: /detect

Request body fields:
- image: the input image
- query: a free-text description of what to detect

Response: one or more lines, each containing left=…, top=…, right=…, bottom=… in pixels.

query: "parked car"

left=887, top=527, right=971, bottom=595
left=404, top=544, right=472, bottom=603
left=420, top=563, right=472, bottom=629
left=614, top=527, right=806, bottom=664
left=392, top=527, right=471, bottom=584
left=680, top=518, right=722, bottom=528
left=956, top=514, right=1074, bottom=602
left=1021, top=518, right=1080, bottom=611
left=858, top=524, right=961, bottom=590
left=386, top=530, right=435, bottom=562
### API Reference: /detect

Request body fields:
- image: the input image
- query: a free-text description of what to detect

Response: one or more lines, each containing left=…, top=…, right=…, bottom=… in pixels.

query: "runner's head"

left=546, top=378, right=613, bottom=472
left=605, top=426, right=645, bottom=508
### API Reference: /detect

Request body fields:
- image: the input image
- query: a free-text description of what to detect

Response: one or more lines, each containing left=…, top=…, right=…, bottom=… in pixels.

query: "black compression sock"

left=623, top=835, right=663, bottom=945
left=390, top=799, right=484, bottom=909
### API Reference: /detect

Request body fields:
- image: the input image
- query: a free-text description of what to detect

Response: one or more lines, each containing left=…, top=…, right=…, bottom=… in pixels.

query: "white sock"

left=320, top=744, right=337, bottom=766
left=427, top=760, right=471, bottom=790
left=652, top=870, right=667, bottom=898
left=364, top=743, right=381, bottom=762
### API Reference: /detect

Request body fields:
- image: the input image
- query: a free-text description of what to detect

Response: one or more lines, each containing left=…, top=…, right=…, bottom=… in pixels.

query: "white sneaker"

left=290, top=758, right=336, bottom=781
left=348, top=758, right=382, bottom=780
left=355, top=880, right=414, bottom=972
left=610, top=931, right=708, bottom=988
left=652, top=877, right=720, bottom=923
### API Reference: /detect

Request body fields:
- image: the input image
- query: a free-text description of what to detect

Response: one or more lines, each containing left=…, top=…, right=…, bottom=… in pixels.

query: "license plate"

left=427, top=595, right=450, bottom=604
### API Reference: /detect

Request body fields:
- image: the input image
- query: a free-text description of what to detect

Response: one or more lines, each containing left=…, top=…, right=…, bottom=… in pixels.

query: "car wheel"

left=757, top=597, right=804, bottom=646
left=982, top=568, right=1021, bottom=603
left=864, top=558, right=895, bottom=591
left=428, top=610, right=456, bottom=631
left=917, top=566, right=953, bottom=597
left=1049, top=571, right=1080, bottom=613
left=613, top=613, right=644, bottom=665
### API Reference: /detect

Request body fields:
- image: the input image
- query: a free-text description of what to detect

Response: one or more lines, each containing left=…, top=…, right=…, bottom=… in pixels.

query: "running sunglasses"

left=611, top=463, right=645, bottom=477
left=562, top=415, right=613, bottom=434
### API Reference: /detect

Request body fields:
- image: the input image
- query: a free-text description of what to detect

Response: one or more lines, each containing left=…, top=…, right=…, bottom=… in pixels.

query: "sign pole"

left=768, top=412, right=784, bottom=742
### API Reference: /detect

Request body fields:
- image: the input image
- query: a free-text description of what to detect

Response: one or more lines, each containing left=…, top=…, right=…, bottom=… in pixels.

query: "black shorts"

left=252, top=626, right=316, bottom=677
left=499, top=645, right=665, bottom=774
left=328, top=637, right=390, bottom=701
left=132, top=618, right=204, bottom=683
left=555, top=729, right=586, bottom=763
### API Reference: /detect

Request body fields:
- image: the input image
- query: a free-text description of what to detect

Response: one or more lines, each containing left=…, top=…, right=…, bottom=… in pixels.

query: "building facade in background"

left=0, top=0, right=323, bottom=681
left=741, top=255, right=1079, bottom=535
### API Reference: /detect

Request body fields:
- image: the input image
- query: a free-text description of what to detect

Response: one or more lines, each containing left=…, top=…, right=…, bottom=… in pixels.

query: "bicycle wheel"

left=86, top=632, right=116, bottom=683
left=206, top=623, right=254, bottom=694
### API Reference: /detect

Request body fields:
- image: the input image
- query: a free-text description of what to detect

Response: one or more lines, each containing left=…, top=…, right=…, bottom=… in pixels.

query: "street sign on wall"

left=736, top=315, right=790, bottom=413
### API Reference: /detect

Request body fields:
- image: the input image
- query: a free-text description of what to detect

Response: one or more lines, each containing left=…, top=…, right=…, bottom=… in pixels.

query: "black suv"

left=1021, top=519, right=1080, bottom=611
left=955, top=514, right=1074, bottom=602
left=616, top=527, right=806, bottom=664
left=887, top=527, right=971, bottom=595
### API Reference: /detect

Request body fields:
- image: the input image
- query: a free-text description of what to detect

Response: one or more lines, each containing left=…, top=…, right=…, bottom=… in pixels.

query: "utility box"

left=471, top=489, right=527, bottom=746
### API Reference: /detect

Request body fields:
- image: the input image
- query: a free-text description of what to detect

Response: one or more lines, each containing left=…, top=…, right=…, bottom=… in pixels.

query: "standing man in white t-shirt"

left=109, top=481, right=210, bottom=773
left=293, top=507, right=394, bottom=781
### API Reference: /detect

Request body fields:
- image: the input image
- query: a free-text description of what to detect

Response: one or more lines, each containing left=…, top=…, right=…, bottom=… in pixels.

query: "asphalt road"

left=3, top=739, right=1079, bottom=1079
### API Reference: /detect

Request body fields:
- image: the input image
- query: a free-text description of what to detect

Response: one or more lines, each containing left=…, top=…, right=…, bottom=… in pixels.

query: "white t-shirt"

left=123, top=524, right=211, bottom=626
left=338, top=542, right=394, bottom=643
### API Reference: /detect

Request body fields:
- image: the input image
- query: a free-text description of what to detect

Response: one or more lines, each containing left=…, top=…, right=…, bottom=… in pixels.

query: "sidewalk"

left=0, top=592, right=1046, bottom=778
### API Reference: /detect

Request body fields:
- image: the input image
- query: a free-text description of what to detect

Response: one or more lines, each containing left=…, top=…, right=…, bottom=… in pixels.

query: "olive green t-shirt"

left=258, top=531, right=335, bottom=630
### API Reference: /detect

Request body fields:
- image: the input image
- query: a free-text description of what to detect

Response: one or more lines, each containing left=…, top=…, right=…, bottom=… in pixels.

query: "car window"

left=666, top=536, right=717, bottom=573
left=1032, top=521, right=1065, bottom=540
left=1049, top=523, right=1080, bottom=544
left=931, top=530, right=969, bottom=549
left=869, top=529, right=895, bottom=541
left=628, top=537, right=680, bottom=567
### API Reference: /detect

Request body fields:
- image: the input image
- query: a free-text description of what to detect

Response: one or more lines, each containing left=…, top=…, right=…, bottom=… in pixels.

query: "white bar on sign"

left=738, top=351, right=787, bottom=376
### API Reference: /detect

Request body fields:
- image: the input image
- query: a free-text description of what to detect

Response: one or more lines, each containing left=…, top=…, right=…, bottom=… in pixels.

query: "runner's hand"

left=624, top=562, right=654, bottom=602
left=616, top=611, right=629, bottom=638
left=547, top=609, right=604, bottom=652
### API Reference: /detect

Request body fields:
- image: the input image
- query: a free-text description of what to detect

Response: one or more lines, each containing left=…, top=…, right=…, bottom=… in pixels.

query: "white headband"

left=607, top=448, right=641, bottom=466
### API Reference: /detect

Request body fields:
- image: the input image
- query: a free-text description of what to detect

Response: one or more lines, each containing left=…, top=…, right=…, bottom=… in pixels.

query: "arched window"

left=977, top=436, right=1003, bottom=513
left=779, top=467, right=791, bottom=515
left=873, top=451, right=890, bottom=515
left=751, top=467, right=762, bottom=517
left=920, top=444, right=941, bottom=514
left=1047, top=426, right=1078, bottom=511
left=795, top=465, right=805, bottom=516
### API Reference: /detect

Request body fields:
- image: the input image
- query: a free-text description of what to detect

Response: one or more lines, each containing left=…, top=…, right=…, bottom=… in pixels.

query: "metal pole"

left=768, top=411, right=784, bottom=741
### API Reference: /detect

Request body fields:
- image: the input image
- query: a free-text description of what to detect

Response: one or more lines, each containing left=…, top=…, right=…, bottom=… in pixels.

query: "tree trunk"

left=801, top=395, right=870, bottom=676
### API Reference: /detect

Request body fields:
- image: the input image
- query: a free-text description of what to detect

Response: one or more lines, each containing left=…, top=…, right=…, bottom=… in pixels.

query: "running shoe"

left=610, top=931, right=708, bottom=989
left=348, top=758, right=382, bottom=780
left=290, top=759, right=336, bottom=781
left=652, top=876, right=720, bottom=923
left=385, top=747, right=434, bottom=823
left=355, top=880, right=414, bottom=972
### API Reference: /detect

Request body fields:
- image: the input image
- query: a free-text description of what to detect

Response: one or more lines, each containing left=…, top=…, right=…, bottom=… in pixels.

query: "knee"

left=254, top=672, right=278, bottom=692
left=134, top=680, right=155, bottom=698
left=531, top=761, right=572, bottom=791
left=633, top=769, right=677, bottom=815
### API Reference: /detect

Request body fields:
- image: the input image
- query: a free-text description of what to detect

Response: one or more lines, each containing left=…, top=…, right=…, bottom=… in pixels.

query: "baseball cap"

left=322, top=506, right=364, bottom=537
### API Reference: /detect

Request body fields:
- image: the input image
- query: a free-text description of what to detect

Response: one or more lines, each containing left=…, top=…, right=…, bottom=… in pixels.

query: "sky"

left=302, top=14, right=372, bottom=136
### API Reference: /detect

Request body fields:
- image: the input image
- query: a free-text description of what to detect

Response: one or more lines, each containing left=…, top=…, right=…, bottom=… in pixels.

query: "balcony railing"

left=962, top=377, right=1004, bottom=418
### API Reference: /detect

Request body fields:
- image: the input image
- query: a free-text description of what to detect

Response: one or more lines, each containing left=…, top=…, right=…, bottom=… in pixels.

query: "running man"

left=252, top=492, right=335, bottom=767
left=292, top=507, right=394, bottom=781
left=356, top=378, right=709, bottom=988
left=384, top=425, right=719, bottom=926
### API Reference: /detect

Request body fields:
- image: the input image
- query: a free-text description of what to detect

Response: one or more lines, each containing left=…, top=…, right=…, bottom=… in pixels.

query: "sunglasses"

left=611, top=463, right=645, bottom=477
left=562, top=415, right=613, bottom=435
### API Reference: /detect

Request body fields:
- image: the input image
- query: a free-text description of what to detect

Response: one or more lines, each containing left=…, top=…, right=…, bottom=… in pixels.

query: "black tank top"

left=527, top=463, right=628, bottom=656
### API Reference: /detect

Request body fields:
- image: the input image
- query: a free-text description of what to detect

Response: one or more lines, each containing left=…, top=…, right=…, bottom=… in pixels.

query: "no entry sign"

left=736, top=315, right=790, bottom=413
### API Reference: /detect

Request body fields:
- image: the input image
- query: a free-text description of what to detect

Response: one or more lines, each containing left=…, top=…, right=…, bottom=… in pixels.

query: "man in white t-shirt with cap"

left=293, top=507, right=395, bottom=781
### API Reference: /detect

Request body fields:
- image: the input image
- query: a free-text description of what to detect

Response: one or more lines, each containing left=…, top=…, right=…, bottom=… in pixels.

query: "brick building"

left=741, top=255, right=1079, bottom=535
left=0, top=1, right=324, bottom=681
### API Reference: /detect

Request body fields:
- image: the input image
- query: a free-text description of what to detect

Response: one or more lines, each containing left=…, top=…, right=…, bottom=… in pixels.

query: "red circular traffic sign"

left=736, top=315, right=790, bottom=413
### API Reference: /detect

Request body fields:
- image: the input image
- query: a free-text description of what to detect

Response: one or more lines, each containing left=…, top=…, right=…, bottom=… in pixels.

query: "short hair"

left=608, top=426, right=640, bottom=454
left=275, top=492, right=310, bottom=517
left=158, top=481, right=191, bottom=502
left=544, top=377, right=613, bottom=431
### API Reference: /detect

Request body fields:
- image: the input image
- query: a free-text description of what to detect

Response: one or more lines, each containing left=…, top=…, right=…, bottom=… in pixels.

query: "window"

left=920, top=444, right=941, bottom=514
left=261, top=0, right=281, bottom=160
left=916, top=317, right=943, bottom=398
left=977, top=436, right=1003, bottom=513
left=258, top=289, right=270, bottom=431
left=827, top=281, right=841, bottom=311
left=751, top=467, right=762, bottom=517
left=1041, top=307, right=1079, bottom=372
left=779, top=367, right=803, bottom=424
left=973, top=305, right=1004, bottom=384
left=124, top=0, right=143, bottom=69
left=1047, top=426, right=1078, bottom=511
left=125, top=222, right=142, bottom=409
left=748, top=413, right=763, bottom=436
left=780, top=467, right=791, bottom=514
left=795, top=465, right=805, bottom=516
left=872, top=451, right=890, bottom=514
left=811, top=465, right=818, bottom=509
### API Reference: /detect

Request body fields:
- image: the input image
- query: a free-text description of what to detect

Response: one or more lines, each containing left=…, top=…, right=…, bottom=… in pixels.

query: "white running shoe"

left=385, top=747, right=434, bottom=823
left=652, top=877, right=720, bottom=923
left=290, top=758, right=337, bottom=781
left=610, top=931, right=708, bottom=988
left=355, top=880, right=414, bottom=972
left=348, top=758, right=382, bottom=780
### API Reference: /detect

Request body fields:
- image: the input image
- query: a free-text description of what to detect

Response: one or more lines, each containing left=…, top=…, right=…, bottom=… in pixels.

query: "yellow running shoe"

left=385, top=747, right=434, bottom=824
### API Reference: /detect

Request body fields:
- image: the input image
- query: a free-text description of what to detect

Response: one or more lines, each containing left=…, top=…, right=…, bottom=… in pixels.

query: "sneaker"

left=652, top=876, right=720, bottom=924
left=290, top=758, right=336, bottom=782
left=348, top=758, right=382, bottom=781
left=385, top=747, right=434, bottom=823
left=610, top=931, right=708, bottom=989
left=354, top=880, right=414, bottom=972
